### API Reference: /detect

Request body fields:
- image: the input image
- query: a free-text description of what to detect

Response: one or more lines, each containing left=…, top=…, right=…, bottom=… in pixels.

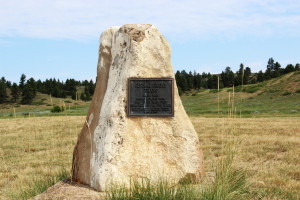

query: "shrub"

left=51, top=106, right=65, bottom=113
left=244, top=86, right=259, bottom=93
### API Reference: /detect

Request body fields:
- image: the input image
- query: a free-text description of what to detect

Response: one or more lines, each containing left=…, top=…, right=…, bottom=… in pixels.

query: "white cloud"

left=0, top=0, right=300, bottom=40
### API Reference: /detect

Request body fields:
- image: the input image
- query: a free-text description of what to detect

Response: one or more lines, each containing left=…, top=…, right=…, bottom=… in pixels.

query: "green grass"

left=200, top=145, right=250, bottom=200
left=105, top=144, right=250, bottom=200
left=11, top=168, right=69, bottom=200
left=106, top=179, right=198, bottom=200
left=181, top=72, right=300, bottom=117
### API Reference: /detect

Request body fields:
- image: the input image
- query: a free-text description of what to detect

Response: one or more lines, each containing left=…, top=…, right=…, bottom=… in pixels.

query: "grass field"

left=0, top=116, right=299, bottom=199
left=0, top=92, right=90, bottom=118
left=182, top=71, right=300, bottom=117
left=0, top=72, right=299, bottom=199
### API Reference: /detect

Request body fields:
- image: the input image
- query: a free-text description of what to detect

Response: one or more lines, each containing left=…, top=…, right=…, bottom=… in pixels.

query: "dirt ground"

left=34, top=178, right=104, bottom=200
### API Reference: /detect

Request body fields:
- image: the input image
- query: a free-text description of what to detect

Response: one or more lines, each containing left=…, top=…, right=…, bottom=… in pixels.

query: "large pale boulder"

left=72, top=24, right=204, bottom=191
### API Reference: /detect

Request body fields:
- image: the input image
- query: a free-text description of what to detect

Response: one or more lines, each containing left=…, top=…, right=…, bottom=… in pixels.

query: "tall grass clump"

left=200, top=144, right=250, bottom=200
left=12, top=167, right=69, bottom=200
left=105, top=178, right=198, bottom=200
left=105, top=144, right=250, bottom=200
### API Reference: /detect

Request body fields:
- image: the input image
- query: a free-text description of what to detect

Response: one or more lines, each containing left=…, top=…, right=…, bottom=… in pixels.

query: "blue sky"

left=1, top=0, right=300, bottom=83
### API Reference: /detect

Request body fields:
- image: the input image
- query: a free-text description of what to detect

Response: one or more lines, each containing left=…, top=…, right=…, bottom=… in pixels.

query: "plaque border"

left=127, top=77, right=174, bottom=117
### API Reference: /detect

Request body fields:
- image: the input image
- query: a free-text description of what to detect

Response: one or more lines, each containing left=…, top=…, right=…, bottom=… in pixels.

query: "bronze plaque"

left=128, top=78, right=174, bottom=117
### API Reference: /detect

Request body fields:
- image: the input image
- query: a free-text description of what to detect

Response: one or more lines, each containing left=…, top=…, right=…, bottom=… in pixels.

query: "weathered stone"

left=72, top=24, right=204, bottom=191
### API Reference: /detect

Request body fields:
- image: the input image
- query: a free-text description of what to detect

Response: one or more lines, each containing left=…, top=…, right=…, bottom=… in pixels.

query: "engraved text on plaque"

left=128, top=78, right=174, bottom=117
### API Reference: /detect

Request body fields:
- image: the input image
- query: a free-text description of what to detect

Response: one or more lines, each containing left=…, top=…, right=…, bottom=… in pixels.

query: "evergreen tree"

left=65, top=78, right=78, bottom=97
left=257, top=70, right=265, bottom=82
left=187, top=71, right=194, bottom=90
left=234, top=64, right=244, bottom=86
left=193, top=71, right=199, bottom=90
left=295, top=63, right=300, bottom=71
left=1, top=77, right=7, bottom=87
left=284, top=64, right=295, bottom=74
left=175, top=71, right=188, bottom=92
left=71, top=91, right=77, bottom=100
left=221, top=67, right=234, bottom=87
left=195, top=73, right=202, bottom=89
left=21, top=78, right=36, bottom=104
left=273, top=62, right=282, bottom=77
left=244, top=67, right=251, bottom=84
left=265, top=58, right=274, bottom=80
left=89, top=79, right=95, bottom=96
left=10, top=83, right=19, bottom=102
left=80, top=86, right=92, bottom=101
left=0, top=78, right=7, bottom=103
left=6, top=81, right=12, bottom=88
left=80, top=92, right=86, bottom=101
left=211, top=75, right=219, bottom=89
left=201, top=72, right=208, bottom=88
left=265, top=58, right=282, bottom=79
left=19, top=74, right=26, bottom=91
left=207, top=73, right=213, bottom=89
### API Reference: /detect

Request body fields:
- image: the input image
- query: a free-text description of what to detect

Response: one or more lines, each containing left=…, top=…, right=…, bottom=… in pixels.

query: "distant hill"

left=181, top=71, right=300, bottom=117
left=0, top=88, right=90, bottom=117
left=0, top=71, right=299, bottom=118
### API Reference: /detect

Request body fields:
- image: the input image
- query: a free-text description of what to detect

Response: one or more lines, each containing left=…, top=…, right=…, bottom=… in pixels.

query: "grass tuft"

left=105, top=178, right=198, bottom=200
left=12, top=168, right=69, bottom=200
left=105, top=144, right=250, bottom=200
left=200, top=144, right=250, bottom=200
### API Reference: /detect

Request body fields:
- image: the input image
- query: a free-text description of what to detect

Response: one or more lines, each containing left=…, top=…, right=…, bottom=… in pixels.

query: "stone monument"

left=72, top=24, right=204, bottom=192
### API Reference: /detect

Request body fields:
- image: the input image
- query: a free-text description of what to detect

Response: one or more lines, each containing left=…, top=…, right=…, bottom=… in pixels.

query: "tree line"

left=1, top=57, right=299, bottom=104
left=0, top=74, right=95, bottom=104
left=175, top=58, right=300, bottom=94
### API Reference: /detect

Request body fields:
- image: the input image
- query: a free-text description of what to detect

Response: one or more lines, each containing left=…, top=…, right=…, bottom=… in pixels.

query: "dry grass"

left=0, top=116, right=299, bottom=199
left=192, top=117, right=300, bottom=199
left=0, top=116, right=84, bottom=199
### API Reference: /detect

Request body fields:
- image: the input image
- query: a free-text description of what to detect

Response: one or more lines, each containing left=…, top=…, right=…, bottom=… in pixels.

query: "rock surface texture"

left=72, top=24, right=204, bottom=192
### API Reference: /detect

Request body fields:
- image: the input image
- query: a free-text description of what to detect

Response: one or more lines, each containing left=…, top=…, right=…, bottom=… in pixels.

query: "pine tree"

left=221, top=67, right=234, bottom=87
left=89, top=79, right=95, bottom=96
left=284, top=64, right=295, bottom=74
left=207, top=73, right=213, bottom=89
left=244, top=67, right=251, bottom=84
left=21, top=78, right=36, bottom=104
left=175, top=71, right=188, bottom=92
left=211, top=75, right=219, bottom=89
left=257, top=70, right=265, bottom=82
left=10, top=83, right=19, bottom=102
left=6, top=81, right=12, bottom=88
left=265, top=58, right=274, bottom=80
left=234, top=64, right=244, bottom=86
left=273, top=62, right=282, bottom=77
left=0, top=78, right=7, bottom=103
left=19, top=74, right=26, bottom=91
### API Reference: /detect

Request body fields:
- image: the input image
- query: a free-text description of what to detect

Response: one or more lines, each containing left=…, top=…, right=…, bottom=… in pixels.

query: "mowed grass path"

left=0, top=116, right=299, bottom=199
